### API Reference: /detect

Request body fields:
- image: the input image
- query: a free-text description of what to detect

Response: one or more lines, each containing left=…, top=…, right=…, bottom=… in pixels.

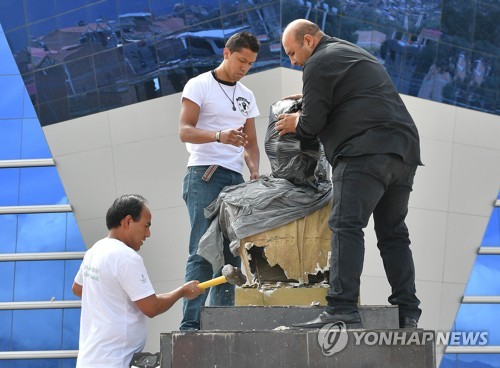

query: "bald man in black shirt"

left=276, top=19, right=422, bottom=329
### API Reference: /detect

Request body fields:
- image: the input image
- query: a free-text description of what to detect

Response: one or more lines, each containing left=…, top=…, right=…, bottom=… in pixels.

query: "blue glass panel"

left=440, top=0, right=476, bottom=46
left=62, top=20, right=113, bottom=56
left=441, top=353, right=500, bottom=368
left=21, top=118, right=52, bottom=159
left=56, top=0, right=89, bottom=14
left=246, top=2, right=280, bottom=41
left=25, top=0, right=57, bottom=23
left=0, top=120, right=22, bottom=159
left=3, top=27, right=29, bottom=60
left=150, top=0, right=182, bottom=20
left=37, top=98, right=71, bottom=126
left=12, top=309, right=63, bottom=350
left=482, top=207, right=500, bottom=246
left=64, top=260, right=83, bottom=300
left=464, top=255, right=500, bottom=295
left=55, top=7, right=89, bottom=42
left=62, top=308, right=81, bottom=349
left=14, top=260, right=65, bottom=302
left=85, top=0, right=118, bottom=29
left=19, top=167, right=67, bottom=206
left=221, top=13, right=245, bottom=30
left=17, top=213, right=67, bottom=253
left=0, top=214, right=17, bottom=253
left=27, top=18, right=65, bottom=69
left=246, top=2, right=282, bottom=72
left=23, top=91, right=38, bottom=119
left=116, top=0, right=151, bottom=16
left=62, top=358, right=78, bottom=368
left=0, top=27, right=20, bottom=75
left=34, top=65, right=68, bottom=105
left=98, top=83, right=133, bottom=112
left=162, top=63, right=193, bottom=94
left=0, top=168, right=20, bottom=206
left=22, top=72, right=36, bottom=102
left=66, top=214, right=86, bottom=252
left=66, top=55, right=97, bottom=94
left=0, top=263, right=15, bottom=302
left=156, top=33, right=188, bottom=65
left=69, top=90, right=100, bottom=120
left=122, top=41, right=159, bottom=81
left=407, top=39, right=439, bottom=98
left=0, top=75, right=24, bottom=119
left=453, top=304, right=500, bottom=345
left=0, top=310, right=13, bottom=350
left=6, top=359, right=72, bottom=368
left=0, top=1, right=26, bottom=32
left=93, top=48, right=128, bottom=89
left=1, top=0, right=498, bottom=125
left=184, top=0, right=219, bottom=26
left=220, top=0, right=245, bottom=17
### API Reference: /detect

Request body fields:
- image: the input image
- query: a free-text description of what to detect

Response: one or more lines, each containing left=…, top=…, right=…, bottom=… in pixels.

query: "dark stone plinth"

left=200, top=305, right=399, bottom=331
left=160, top=329, right=435, bottom=368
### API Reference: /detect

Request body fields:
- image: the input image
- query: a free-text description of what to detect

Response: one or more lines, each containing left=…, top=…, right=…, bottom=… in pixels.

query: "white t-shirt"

left=74, top=237, right=155, bottom=368
left=182, top=71, right=260, bottom=174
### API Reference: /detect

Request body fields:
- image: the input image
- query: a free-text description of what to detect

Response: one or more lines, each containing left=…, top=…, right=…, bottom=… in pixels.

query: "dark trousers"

left=326, top=154, right=422, bottom=321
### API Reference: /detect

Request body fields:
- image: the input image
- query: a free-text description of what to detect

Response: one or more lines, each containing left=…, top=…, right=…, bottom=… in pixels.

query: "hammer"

left=197, top=265, right=247, bottom=289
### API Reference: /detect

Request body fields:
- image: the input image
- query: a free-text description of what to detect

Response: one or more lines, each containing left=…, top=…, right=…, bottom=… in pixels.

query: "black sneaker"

left=292, top=311, right=362, bottom=329
left=399, top=316, right=418, bottom=329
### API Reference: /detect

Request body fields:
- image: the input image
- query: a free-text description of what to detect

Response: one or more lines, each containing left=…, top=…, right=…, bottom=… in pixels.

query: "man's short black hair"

left=106, top=194, right=147, bottom=230
left=225, top=31, right=260, bottom=53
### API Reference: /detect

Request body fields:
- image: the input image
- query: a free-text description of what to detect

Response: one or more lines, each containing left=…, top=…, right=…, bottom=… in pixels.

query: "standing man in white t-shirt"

left=72, top=194, right=203, bottom=368
left=179, top=31, right=261, bottom=330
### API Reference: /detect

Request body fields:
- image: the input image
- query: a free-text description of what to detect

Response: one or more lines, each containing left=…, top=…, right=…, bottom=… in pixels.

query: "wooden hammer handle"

left=198, top=275, right=227, bottom=289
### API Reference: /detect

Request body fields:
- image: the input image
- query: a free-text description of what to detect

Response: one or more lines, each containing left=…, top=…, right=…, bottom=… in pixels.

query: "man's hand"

left=275, top=112, right=300, bottom=136
left=249, top=171, right=260, bottom=180
left=281, top=93, right=302, bottom=100
left=219, top=126, right=248, bottom=147
left=182, top=280, right=204, bottom=300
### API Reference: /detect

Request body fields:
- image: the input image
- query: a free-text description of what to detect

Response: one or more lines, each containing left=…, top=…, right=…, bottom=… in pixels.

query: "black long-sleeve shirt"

left=296, top=36, right=422, bottom=166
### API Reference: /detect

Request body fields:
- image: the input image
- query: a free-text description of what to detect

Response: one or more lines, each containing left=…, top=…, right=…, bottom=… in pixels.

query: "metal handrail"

left=0, top=251, right=85, bottom=262
left=462, top=296, right=500, bottom=303
left=445, top=346, right=500, bottom=354
left=0, top=350, right=78, bottom=360
left=0, top=300, right=81, bottom=310
left=0, top=205, right=72, bottom=214
left=478, top=247, right=500, bottom=255
left=0, top=159, right=55, bottom=168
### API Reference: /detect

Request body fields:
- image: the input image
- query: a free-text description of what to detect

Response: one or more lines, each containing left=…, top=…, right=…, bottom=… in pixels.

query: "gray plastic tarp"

left=197, top=98, right=333, bottom=272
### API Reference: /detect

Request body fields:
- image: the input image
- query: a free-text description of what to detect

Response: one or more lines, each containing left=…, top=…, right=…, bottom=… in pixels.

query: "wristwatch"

left=215, top=130, right=221, bottom=143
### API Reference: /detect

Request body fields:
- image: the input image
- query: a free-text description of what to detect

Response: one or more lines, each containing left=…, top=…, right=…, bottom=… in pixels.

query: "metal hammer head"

left=222, top=264, right=247, bottom=286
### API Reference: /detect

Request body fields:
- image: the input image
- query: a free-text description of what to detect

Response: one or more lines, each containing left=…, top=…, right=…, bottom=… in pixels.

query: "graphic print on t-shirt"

left=236, top=97, right=250, bottom=116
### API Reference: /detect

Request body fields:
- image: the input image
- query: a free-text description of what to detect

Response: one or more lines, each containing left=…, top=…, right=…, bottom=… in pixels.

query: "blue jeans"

left=180, top=165, right=243, bottom=330
left=326, top=154, right=422, bottom=321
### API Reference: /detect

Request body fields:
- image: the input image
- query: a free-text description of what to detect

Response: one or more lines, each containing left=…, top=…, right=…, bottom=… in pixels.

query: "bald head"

left=283, top=19, right=323, bottom=45
left=282, top=19, right=324, bottom=67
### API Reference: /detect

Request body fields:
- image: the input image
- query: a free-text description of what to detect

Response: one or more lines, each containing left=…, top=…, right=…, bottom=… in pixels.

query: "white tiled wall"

left=43, top=68, right=500, bottom=357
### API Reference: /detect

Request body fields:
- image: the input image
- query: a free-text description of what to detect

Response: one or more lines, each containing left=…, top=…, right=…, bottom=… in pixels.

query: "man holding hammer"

left=72, top=195, right=203, bottom=368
